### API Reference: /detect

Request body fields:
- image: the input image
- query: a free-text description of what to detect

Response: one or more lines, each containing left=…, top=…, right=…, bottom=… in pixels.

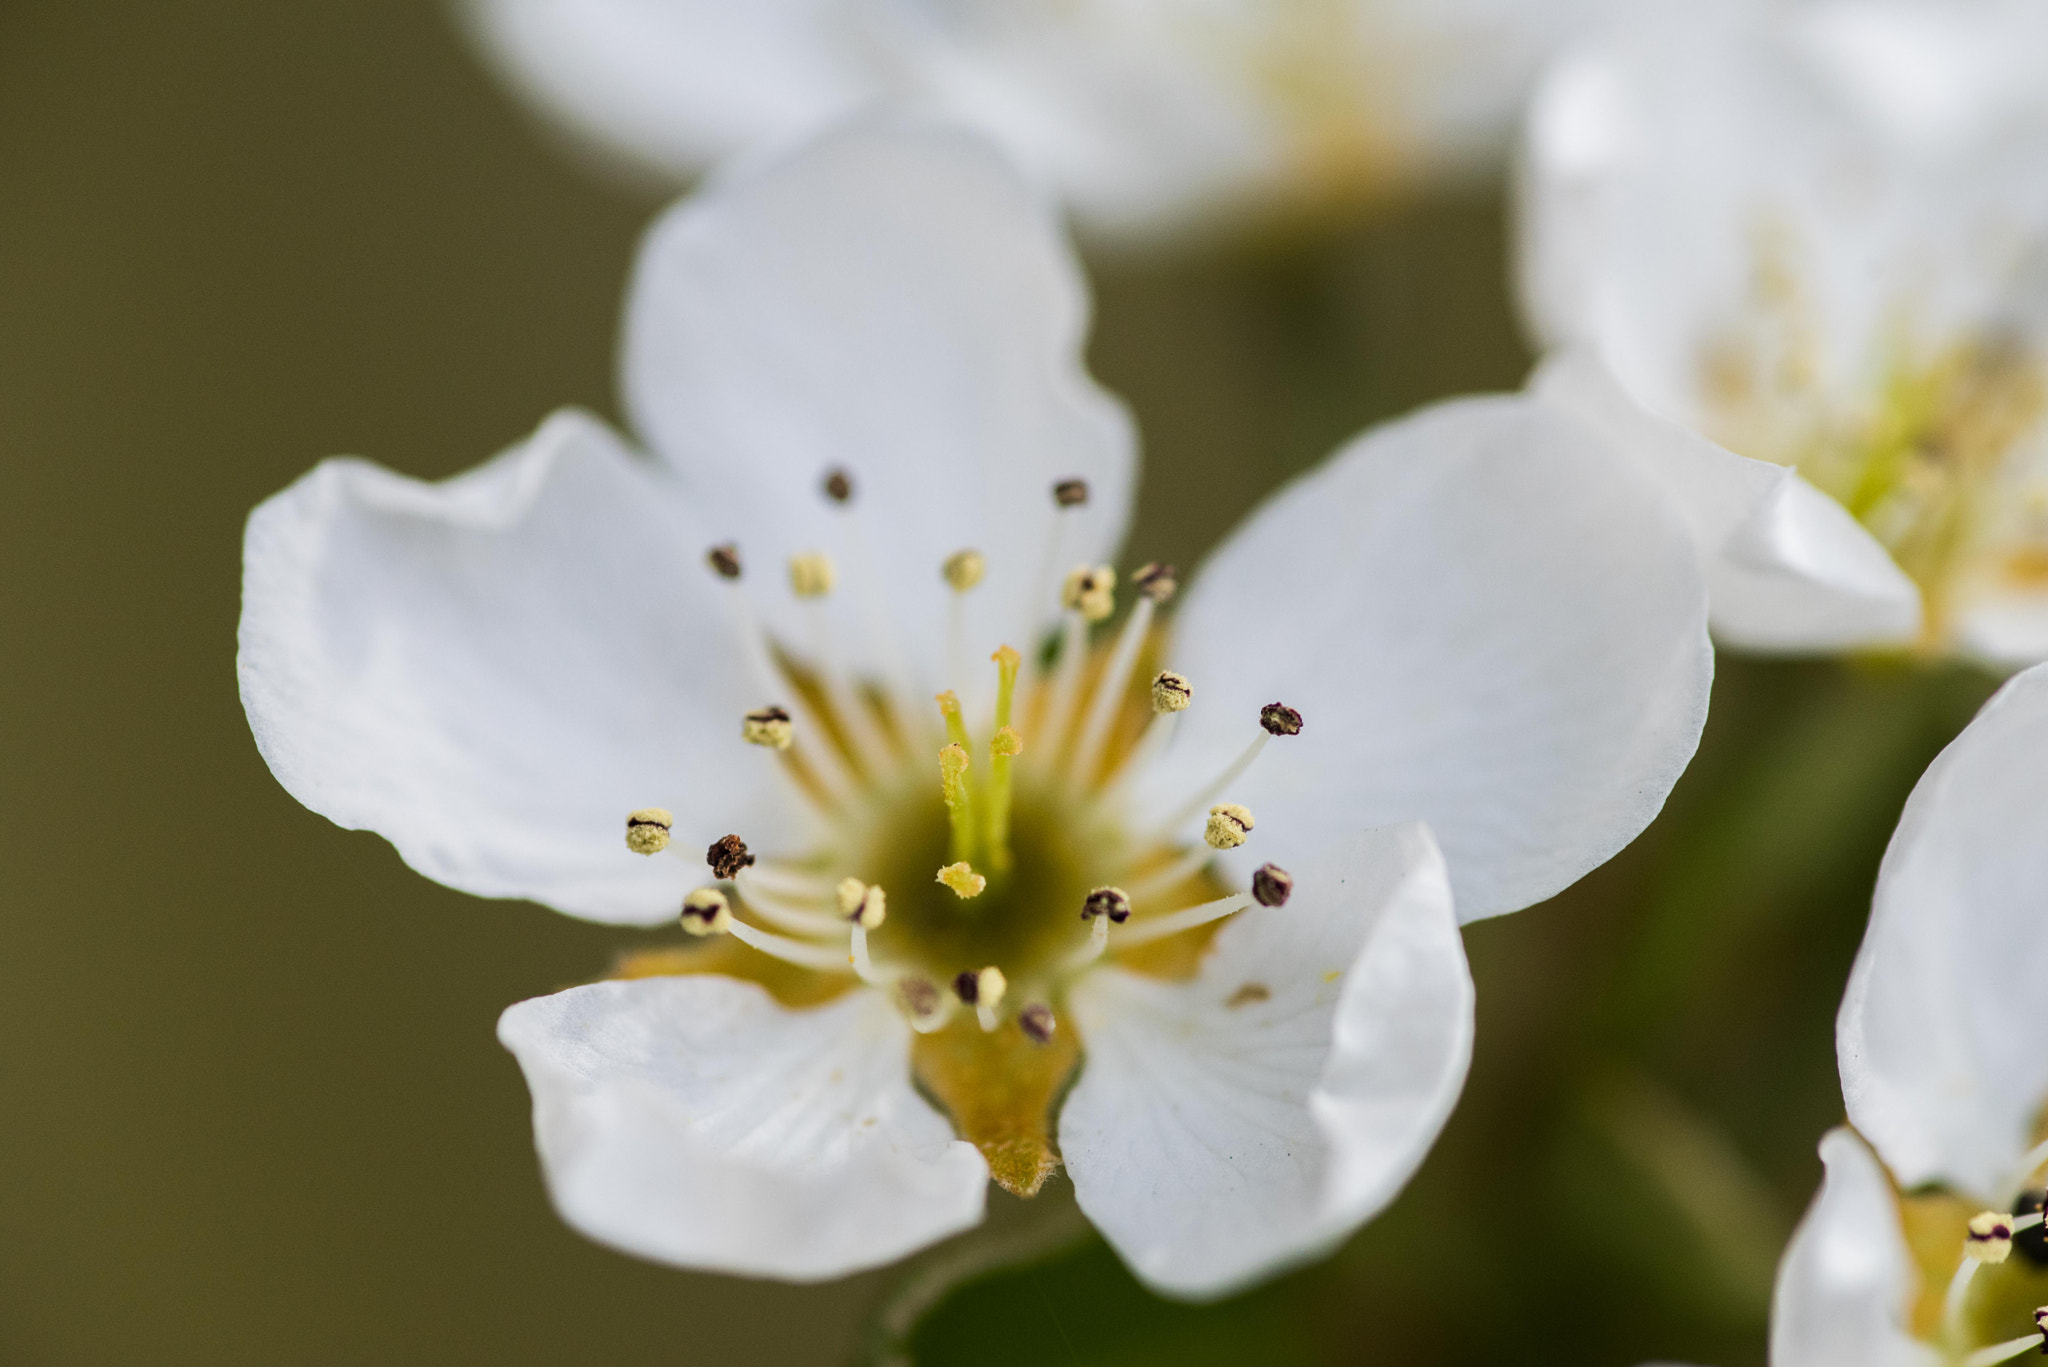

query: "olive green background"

left=0, top=4, right=1997, bottom=1364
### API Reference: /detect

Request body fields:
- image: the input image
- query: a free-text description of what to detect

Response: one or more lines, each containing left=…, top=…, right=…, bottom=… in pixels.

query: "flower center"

left=1901, top=1137, right=2048, bottom=1367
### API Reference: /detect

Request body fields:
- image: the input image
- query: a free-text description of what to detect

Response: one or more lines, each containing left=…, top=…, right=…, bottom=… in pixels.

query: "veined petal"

left=1838, top=663, right=2048, bottom=1197
left=456, top=0, right=882, bottom=183
left=499, top=976, right=988, bottom=1279
left=1061, top=824, right=1472, bottom=1300
left=1532, top=351, right=1921, bottom=651
left=1769, top=1129, right=1934, bottom=1367
left=621, top=119, right=1135, bottom=692
left=1139, top=394, right=1710, bottom=924
left=238, top=410, right=779, bottom=926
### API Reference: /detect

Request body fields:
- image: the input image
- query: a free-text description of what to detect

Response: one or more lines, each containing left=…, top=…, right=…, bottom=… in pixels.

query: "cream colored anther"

left=1966, top=1212, right=2015, bottom=1263
left=943, top=549, right=986, bottom=592
left=680, top=887, right=733, bottom=936
left=837, top=877, right=887, bottom=930
left=788, top=551, right=836, bottom=599
left=625, top=808, right=672, bottom=856
left=1151, top=671, right=1192, bottom=714
left=742, top=706, right=794, bottom=750
left=1061, top=564, right=1116, bottom=622
left=1205, top=803, right=1254, bottom=850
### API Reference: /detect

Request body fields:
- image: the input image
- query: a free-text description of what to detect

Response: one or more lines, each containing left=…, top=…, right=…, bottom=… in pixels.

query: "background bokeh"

left=0, top=3, right=1999, bottom=1363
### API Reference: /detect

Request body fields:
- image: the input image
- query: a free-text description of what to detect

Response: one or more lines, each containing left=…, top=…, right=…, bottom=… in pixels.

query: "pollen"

left=936, top=862, right=986, bottom=898
left=1052, top=478, right=1089, bottom=507
left=1082, top=886, right=1132, bottom=923
left=706, top=833, right=755, bottom=880
left=1205, top=803, right=1255, bottom=850
left=624, top=808, right=672, bottom=856
left=1260, top=703, right=1304, bottom=737
left=680, top=887, right=733, bottom=936
left=1133, top=561, right=1178, bottom=603
left=705, top=543, right=742, bottom=580
left=1151, top=670, right=1192, bottom=714
left=741, top=705, right=794, bottom=750
left=788, top=551, right=836, bottom=599
left=942, top=549, right=986, bottom=591
left=1251, top=862, right=1294, bottom=907
left=1061, top=564, right=1116, bottom=622
left=1967, top=1211, right=2015, bottom=1263
left=837, top=877, right=887, bottom=930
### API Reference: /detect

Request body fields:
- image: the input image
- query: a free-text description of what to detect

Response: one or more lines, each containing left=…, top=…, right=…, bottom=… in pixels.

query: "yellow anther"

left=992, top=725, right=1022, bottom=757
left=680, top=887, right=733, bottom=936
left=625, top=808, right=673, bottom=856
left=1151, top=670, right=1193, bottom=714
left=943, top=549, right=986, bottom=592
left=788, top=551, right=836, bottom=599
left=937, top=862, right=987, bottom=898
left=1966, top=1212, right=2015, bottom=1263
left=1061, top=564, right=1116, bottom=622
left=837, top=877, right=887, bottom=929
left=1205, top=803, right=1255, bottom=850
left=741, top=706, right=793, bottom=750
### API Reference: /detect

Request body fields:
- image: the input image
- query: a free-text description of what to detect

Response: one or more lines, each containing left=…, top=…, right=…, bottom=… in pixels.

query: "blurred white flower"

left=1519, top=0, right=2048, bottom=663
left=457, top=0, right=1622, bottom=239
left=238, top=120, right=1712, bottom=1295
left=1773, top=664, right=2048, bottom=1367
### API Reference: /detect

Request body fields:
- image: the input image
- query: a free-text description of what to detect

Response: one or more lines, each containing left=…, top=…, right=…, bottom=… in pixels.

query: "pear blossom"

left=457, top=0, right=1623, bottom=239
left=238, top=120, right=1713, bottom=1296
left=1770, top=663, right=2048, bottom=1367
left=1518, top=0, right=2048, bottom=662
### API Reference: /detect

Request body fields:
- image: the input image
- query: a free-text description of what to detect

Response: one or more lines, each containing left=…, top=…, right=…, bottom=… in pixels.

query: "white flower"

left=1518, top=0, right=2048, bottom=663
left=238, top=120, right=1712, bottom=1296
left=457, top=0, right=1621, bottom=239
left=1772, top=663, right=2048, bottom=1367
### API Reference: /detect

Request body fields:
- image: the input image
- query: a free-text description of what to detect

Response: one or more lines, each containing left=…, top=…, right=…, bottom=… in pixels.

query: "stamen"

left=707, top=833, right=756, bottom=880
left=724, top=916, right=857, bottom=973
left=821, top=467, right=854, bottom=504
left=1024, top=483, right=1087, bottom=679
left=1122, top=845, right=1216, bottom=904
left=837, top=877, right=887, bottom=930
left=942, top=549, right=986, bottom=592
left=788, top=551, right=837, bottom=600
left=849, top=923, right=888, bottom=985
left=896, top=975, right=952, bottom=1033
left=984, top=645, right=1023, bottom=871
left=680, top=887, right=734, bottom=936
left=1018, top=1003, right=1057, bottom=1045
left=936, top=862, right=986, bottom=898
left=954, top=966, right=1007, bottom=1032
left=732, top=869, right=847, bottom=937
left=742, top=706, right=794, bottom=750
left=706, top=543, right=742, bottom=580
left=1113, top=894, right=1255, bottom=950
left=1148, top=705, right=1298, bottom=841
left=708, top=555, right=858, bottom=804
left=1204, top=803, right=1255, bottom=850
left=1260, top=703, right=1304, bottom=737
left=939, top=741, right=976, bottom=864
left=1151, top=670, right=1193, bottom=713
left=1963, top=1332, right=2045, bottom=1367
left=1969, top=1212, right=2017, bottom=1265
left=1069, top=586, right=1159, bottom=783
left=1252, top=863, right=1294, bottom=907
left=1052, top=478, right=1089, bottom=507
left=1060, top=564, right=1116, bottom=623
left=1132, top=561, right=1178, bottom=603
left=1082, top=886, right=1132, bottom=923
left=625, top=808, right=672, bottom=856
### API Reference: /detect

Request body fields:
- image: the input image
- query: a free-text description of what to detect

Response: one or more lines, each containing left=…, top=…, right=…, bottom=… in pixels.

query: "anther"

left=707, top=834, right=755, bottom=880
left=1082, top=886, right=1132, bottom=923
left=741, top=705, right=794, bottom=750
left=625, top=808, right=673, bottom=856
left=1151, top=670, right=1192, bottom=714
left=821, top=467, right=854, bottom=504
left=1967, top=1212, right=2015, bottom=1264
left=1251, top=863, right=1294, bottom=907
left=788, top=551, right=836, bottom=599
left=1052, top=478, right=1089, bottom=508
left=837, top=877, right=886, bottom=930
left=1133, top=562, right=1178, bottom=603
left=1260, top=703, right=1304, bottom=737
left=898, top=976, right=944, bottom=1025
left=1018, top=1003, right=1057, bottom=1045
left=2033, top=1307, right=2046, bottom=1347
left=706, top=543, right=742, bottom=580
left=1205, top=803, right=1255, bottom=850
left=954, top=966, right=1007, bottom=1009
left=1061, top=565, right=1116, bottom=622
left=680, top=887, right=733, bottom=936
left=943, top=549, right=986, bottom=592
left=936, top=862, right=986, bottom=898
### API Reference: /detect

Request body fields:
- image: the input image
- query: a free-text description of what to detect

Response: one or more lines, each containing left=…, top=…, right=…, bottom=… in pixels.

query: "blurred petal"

left=238, top=410, right=778, bottom=925
left=1838, top=663, right=2048, bottom=1196
left=1769, top=1129, right=1933, bottom=1367
left=1138, top=394, right=1711, bottom=923
left=1061, top=824, right=1472, bottom=1299
left=1533, top=351, right=1920, bottom=651
left=500, top=977, right=987, bottom=1279
left=456, top=0, right=881, bottom=182
left=621, top=119, right=1134, bottom=690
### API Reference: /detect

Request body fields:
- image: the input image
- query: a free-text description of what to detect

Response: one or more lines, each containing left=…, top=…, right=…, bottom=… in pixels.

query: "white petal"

left=499, top=976, right=987, bottom=1280
left=1138, top=394, right=1711, bottom=924
left=1532, top=351, right=1921, bottom=652
left=1838, top=662, right=2048, bottom=1197
left=1769, top=1129, right=1934, bottom=1367
left=238, top=410, right=781, bottom=926
left=621, top=119, right=1135, bottom=694
left=456, top=0, right=881, bottom=183
left=1061, top=824, right=1472, bottom=1300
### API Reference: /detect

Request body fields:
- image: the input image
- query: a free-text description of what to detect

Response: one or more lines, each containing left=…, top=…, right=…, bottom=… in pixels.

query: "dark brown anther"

left=1052, top=478, right=1089, bottom=508
left=2014, top=1191, right=2048, bottom=1266
left=2031, top=1305, right=2046, bottom=1348
left=1082, top=886, right=1132, bottom=923
left=706, top=543, right=742, bottom=580
left=1260, top=703, right=1304, bottom=737
left=1133, top=562, right=1178, bottom=603
left=897, top=977, right=941, bottom=1020
left=822, top=467, right=854, bottom=504
left=706, top=833, right=755, bottom=880
left=953, top=969, right=982, bottom=1004
left=1251, top=863, right=1294, bottom=908
left=1018, top=1004, right=1057, bottom=1045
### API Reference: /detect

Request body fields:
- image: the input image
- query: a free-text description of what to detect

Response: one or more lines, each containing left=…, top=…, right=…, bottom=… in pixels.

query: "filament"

left=1148, top=731, right=1269, bottom=842
left=1112, top=894, right=1252, bottom=950
left=725, top=917, right=855, bottom=973
left=1068, top=595, right=1154, bottom=784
